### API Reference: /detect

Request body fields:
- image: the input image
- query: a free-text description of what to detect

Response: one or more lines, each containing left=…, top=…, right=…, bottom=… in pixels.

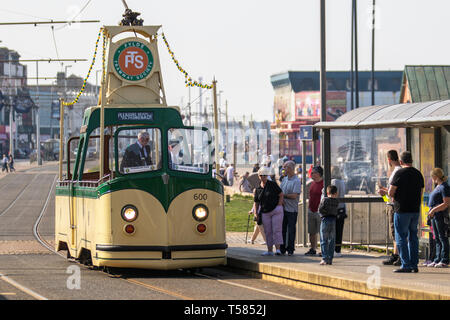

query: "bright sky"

left=1, top=0, right=449, bottom=121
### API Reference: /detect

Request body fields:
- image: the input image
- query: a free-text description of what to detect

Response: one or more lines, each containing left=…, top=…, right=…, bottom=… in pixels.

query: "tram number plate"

left=193, top=193, right=207, bottom=201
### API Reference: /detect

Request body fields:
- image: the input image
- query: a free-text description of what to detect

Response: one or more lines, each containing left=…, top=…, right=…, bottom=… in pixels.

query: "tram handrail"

left=57, top=174, right=111, bottom=188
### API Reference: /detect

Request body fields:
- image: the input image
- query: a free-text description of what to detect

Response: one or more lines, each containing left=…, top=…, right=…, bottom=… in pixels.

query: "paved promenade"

left=226, top=232, right=450, bottom=300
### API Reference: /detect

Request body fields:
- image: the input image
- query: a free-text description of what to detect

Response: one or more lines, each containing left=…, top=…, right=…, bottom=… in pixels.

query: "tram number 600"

left=193, top=193, right=207, bottom=201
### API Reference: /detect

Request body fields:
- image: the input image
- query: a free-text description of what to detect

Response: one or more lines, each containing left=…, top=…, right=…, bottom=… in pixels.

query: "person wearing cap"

left=426, top=168, right=450, bottom=268
left=251, top=166, right=284, bottom=256
left=305, top=165, right=324, bottom=256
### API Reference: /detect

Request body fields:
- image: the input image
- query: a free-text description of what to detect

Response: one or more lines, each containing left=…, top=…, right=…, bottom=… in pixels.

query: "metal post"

left=212, top=79, right=220, bottom=174
left=371, top=0, right=376, bottom=106
left=367, top=202, right=371, bottom=252
left=36, top=61, right=42, bottom=165
left=350, top=0, right=354, bottom=111
left=302, top=140, right=308, bottom=246
left=350, top=202, right=354, bottom=250
left=320, top=0, right=330, bottom=190
left=353, top=0, right=359, bottom=109
left=59, top=99, right=65, bottom=181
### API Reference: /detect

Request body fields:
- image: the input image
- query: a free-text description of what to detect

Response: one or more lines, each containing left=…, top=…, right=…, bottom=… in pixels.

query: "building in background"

left=270, top=70, right=403, bottom=163
left=0, top=46, right=32, bottom=156
left=28, top=72, right=98, bottom=143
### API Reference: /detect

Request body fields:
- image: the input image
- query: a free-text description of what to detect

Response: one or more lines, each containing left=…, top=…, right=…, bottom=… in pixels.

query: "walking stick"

left=245, top=212, right=251, bottom=244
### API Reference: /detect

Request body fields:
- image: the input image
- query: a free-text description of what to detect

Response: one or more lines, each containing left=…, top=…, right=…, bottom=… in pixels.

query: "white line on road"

left=0, top=272, right=48, bottom=300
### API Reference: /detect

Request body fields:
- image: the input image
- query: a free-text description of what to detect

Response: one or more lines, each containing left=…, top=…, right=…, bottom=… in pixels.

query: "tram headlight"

left=121, top=205, right=138, bottom=222
left=192, top=204, right=208, bottom=222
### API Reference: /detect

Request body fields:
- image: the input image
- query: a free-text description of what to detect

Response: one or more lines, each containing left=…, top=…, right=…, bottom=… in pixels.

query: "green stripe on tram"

left=55, top=176, right=223, bottom=211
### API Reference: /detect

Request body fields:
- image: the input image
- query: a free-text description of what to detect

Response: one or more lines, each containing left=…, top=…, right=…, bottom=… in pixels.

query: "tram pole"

left=212, top=79, right=220, bottom=175
left=100, top=81, right=106, bottom=181
left=59, top=98, right=65, bottom=181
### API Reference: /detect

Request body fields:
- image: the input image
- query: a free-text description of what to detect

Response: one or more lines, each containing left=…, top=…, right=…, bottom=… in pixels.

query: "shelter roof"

left=314, top=100, right=450, bottom=129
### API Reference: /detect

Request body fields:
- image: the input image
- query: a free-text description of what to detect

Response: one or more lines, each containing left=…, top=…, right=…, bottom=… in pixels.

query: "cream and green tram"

left=55, top=106, right=227, bottom=270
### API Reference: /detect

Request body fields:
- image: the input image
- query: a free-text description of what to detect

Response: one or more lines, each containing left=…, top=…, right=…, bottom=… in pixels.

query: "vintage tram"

left=55, top=22, right=227, bottom=270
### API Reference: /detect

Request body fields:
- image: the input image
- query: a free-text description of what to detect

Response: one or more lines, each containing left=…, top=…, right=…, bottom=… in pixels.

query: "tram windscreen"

left=168, top=128, right=210, bottom=174
left=117, top=128, right=162, bottom=174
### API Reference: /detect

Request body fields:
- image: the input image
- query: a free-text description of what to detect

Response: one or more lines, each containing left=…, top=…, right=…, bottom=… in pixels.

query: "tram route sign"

left=113, top=41, right=154, bottom=81
left=117, top=111, right=154, bottom=122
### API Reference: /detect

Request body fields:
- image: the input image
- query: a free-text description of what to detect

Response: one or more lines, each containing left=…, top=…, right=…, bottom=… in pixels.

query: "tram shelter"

left=313, top=99, right=450, bottom=250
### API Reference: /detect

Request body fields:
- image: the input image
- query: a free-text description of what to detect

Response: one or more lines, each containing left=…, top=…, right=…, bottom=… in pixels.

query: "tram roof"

left=314, top=99, right=450, bottom=129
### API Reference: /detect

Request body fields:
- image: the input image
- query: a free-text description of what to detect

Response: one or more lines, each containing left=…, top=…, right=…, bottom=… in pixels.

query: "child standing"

left=318, top=185, right=339, bottom=265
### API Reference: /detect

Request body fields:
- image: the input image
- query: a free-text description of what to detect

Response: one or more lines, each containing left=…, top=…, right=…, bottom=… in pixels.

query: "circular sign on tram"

left=113, top=41, right=154, bottom=81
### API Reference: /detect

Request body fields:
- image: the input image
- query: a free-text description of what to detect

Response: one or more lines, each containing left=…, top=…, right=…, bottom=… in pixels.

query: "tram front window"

left=118, top=128, right=162, bottom=174
left=168, top=128, right=210, bottom=174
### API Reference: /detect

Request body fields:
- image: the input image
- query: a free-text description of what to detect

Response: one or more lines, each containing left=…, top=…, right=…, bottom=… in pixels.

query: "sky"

left=1, top=0, right=449, bottom=121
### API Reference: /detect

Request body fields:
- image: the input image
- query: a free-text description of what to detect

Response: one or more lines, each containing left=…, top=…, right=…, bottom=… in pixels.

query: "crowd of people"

left=228, top=150, right=449, bottom=271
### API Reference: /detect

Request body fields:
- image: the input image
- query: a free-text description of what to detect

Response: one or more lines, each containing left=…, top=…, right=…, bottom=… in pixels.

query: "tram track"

left=0, top=174, right=40, bottom=219
left=21, top=171, right=304, bottom=300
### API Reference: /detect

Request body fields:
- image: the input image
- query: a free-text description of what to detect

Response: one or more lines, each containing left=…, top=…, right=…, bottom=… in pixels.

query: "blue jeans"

left=320, top=217, right=336, bottom=263
left=394, top=212, right=419, bottom=270
left=431, top=214, right=449, bottom=264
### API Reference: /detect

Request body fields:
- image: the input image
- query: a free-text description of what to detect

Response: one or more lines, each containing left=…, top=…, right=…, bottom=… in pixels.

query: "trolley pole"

left=212, top=79, right=220, bottom=174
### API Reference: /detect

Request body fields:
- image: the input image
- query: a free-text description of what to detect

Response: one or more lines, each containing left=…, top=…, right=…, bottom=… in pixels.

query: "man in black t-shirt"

left=388, top=151, right=424, bottom=273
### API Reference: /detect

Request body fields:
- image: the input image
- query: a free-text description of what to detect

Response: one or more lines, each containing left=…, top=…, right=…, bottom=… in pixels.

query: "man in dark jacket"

left=120, top=130, right=153, bottom=173
left=318, top=185, right=339, bottom=265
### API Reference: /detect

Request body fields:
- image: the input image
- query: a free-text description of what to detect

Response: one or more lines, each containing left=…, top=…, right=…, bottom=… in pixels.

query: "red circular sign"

left=118, top=47, right=149, bottom=76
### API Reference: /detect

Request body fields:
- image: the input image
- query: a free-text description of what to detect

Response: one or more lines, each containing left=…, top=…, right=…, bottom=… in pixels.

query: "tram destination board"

left=117, top=111, right=154, bottom=122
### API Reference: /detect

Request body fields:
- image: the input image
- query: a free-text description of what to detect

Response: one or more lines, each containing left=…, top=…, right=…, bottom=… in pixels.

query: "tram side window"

left=81, top=136, right=104, bottom=181
left=168, top=128, right=210, bottom=174
left=117, top=128, right=162, bottom=174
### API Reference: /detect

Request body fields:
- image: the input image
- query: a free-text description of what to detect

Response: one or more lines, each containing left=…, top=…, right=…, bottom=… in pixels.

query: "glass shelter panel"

left=330, top=128, right=406, bottom=195
left=117, top=128, right=162, bottom=174
left=168, top=128, right=210, bottom=174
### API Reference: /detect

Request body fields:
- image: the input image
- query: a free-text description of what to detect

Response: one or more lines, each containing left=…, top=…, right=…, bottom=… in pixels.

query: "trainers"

left=422, top=260, right=432, bottom=266
left=434, top=262, right=449, bottom=268
left=382, top=255, right=399, bottom=265
left=334, top=252, right=342, bottom=258
left=288, top=252, right=294, bottom=256
left=393, top=258, right=402, bottom=266
left=427, top=262, right=437, bottom=267
left=305, top=249, right=316, bottom=256
left=275, top=249, right=283, bottom=256
left=319, top=260, right=327, bottom=265
left=261, top=251, right=274, bottom=256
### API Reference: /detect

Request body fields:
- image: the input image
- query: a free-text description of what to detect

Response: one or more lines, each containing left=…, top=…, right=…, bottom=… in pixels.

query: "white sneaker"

left=334, top=252, right=342, bottom=257
left=427, top=262, right=437, bottom=267
left=434, top=262, right=449, bottom=268
left=261, top=251, right=274, bottom=256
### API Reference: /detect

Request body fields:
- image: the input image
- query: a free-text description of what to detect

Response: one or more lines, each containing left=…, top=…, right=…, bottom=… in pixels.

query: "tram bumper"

left=94, top=243, right=228, bottom=270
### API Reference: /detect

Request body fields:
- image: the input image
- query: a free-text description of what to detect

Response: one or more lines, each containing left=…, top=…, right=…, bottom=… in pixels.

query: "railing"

left=57, top=174, right=111, bottom=188
left=297, top=195, right=393, bottom=254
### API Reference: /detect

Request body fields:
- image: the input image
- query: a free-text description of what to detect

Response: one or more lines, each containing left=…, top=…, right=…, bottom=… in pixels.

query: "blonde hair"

left=431, top=168, right=448, bottom=182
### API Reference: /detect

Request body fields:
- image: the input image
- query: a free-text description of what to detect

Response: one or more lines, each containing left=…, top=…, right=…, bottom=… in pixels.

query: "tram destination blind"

left=117, top=111, right=154, bottom=122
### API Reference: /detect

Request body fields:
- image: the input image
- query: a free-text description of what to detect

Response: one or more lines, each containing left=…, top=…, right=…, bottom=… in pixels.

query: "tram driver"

left=120, top=130, right=153, bottom=172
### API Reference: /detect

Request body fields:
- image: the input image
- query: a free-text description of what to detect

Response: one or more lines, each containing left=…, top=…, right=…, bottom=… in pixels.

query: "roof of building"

left=314, top=99, right=450, bottom=129
left=401, top=65, right=450, bottom=102
left=270, top=71, right=403, bottom=92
